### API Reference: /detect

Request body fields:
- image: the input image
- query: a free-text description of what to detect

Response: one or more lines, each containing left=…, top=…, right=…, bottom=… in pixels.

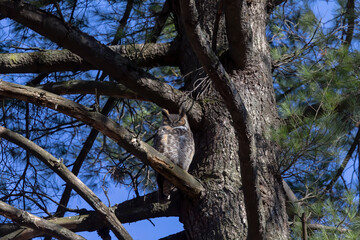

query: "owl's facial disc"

left=177, top=117, right=186, bottom=126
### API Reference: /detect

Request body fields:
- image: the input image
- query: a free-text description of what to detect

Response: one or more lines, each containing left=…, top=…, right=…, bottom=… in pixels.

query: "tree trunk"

left=0, top=0, right=290, bottom=238
left=174, top=0, right=289, bottom=239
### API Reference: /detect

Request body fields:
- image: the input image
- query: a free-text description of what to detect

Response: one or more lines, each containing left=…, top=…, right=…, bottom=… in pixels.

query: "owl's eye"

left=177, top=118, right=186, bottom=126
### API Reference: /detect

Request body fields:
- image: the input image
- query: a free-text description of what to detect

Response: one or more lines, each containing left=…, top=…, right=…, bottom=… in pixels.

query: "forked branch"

left=0, top=201, right=85, bottom=240
left=0, top=1, right=202, bottom=126
left=0, top=191, right=179, bottom=239
left=0, top=80, right=204, bottom=199
left=179, top=1, right=263, bottom=239
left=0, top=42, right=181, bottom=74
left=0, top=126, right=132, bottom=240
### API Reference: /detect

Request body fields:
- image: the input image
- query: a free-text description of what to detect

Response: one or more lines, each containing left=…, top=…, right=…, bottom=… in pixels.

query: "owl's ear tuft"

left=162, top=109, right=170, bottom=119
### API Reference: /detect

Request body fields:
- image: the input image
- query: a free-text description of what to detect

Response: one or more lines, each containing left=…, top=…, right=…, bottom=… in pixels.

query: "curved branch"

left=0, top=1, right=202, bottom=126
left=0, top=80, right=205, bottom=199
left=0, top=42, right=180, bottom=73
left=323, top=127, right=360, bottom=193
left=0, top=191, right=179, bottom=239
left=0, top=201, right=85, bottom=240
left=0, top=126, right=132, bottom=240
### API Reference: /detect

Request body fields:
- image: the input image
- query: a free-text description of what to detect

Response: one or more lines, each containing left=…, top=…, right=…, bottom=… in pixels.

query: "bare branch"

left=282, top=181, right=349, bottom=235
left=323, top=127, right=360, bottom=193
left=0, top=214, right=100, bottom=240
left=115, top=191, right=180, bottom=222
left=0, top=191, right=179, bottom=239
left=55, top=98, right=117, bottom=217
left=0, top=2, right=203, bottom=125
left=37, top=80, right=146, bottom=101
left=0, top=126, right=133, bottom=240
left=0, top=42, right=180, bottom=73
left=282, top=179, right=303, bottom=219
left=0, top=224, right=18, bottom=237
left=0, top=80, right=205, bottom=199
left=0, top=200, right=85, bottom=240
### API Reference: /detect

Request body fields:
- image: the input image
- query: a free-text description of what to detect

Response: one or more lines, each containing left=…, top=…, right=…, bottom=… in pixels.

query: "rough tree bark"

left=0, top=0, right=289, bottom=239
left=172, top=0, right=289, bottom=239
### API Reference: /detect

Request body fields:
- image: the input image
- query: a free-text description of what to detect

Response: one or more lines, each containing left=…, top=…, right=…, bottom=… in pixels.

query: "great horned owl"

left=154, top=108, right=195, bottom=202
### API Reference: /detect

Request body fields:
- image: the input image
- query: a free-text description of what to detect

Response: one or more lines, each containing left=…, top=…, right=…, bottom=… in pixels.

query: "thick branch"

left=179, top=1, right=263, bottom=239
left=0, top=191, right=179, bottom=239
left=0, top=126, right=132, bottom=240
left=115, top=191, right=180, bottom=222
left=0, top=1, right=203, bottom=126
left=0, top=42, right=180, bottom=74
left=179, top=1, right=251, bottom=143
left=37, top=80, right=146, bottom=101
left=282, top=179, right=303, bottom=219
left=0, top=201, right=85, bottom=240
left=0, top=214, right=100, bottom=240
left=0, top=224, right=18, bottom=237
left=0, top=80, right=204, bottom=199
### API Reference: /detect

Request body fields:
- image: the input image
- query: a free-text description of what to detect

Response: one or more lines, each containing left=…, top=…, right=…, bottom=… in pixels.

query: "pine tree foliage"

left=0, top=0, right=359, bottom=239
left=269, top=0, right=360, bottom=238
left=0, top=0, right=172, bottom=221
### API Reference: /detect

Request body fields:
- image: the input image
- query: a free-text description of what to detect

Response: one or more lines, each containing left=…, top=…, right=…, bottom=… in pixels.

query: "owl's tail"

left=157, top=175, right=176, bottom=203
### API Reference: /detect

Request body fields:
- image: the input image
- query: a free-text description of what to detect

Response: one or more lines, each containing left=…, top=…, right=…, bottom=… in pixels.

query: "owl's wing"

left=154, top=127, right=175, bottom=202
left=153, top=126, right=170, bottom=154
left=153, top=130, right=161, bottom=151
left=178, top=130, right=195, bottom=171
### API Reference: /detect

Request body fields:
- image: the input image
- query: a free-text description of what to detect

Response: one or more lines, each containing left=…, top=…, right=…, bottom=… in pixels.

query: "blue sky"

left=69, top=184, right=183, bottom=239
left=0, top=1, right=342, bottom=239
